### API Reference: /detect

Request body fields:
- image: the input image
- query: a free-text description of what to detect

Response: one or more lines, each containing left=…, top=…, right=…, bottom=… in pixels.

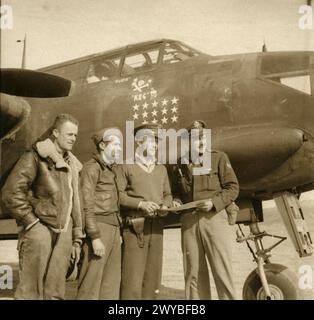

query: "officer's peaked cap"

left=134, top=123, right=163, bottom=141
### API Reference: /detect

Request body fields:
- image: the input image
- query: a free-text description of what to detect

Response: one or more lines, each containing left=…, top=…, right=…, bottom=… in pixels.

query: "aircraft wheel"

left=242, top=263, right=299, bottom=300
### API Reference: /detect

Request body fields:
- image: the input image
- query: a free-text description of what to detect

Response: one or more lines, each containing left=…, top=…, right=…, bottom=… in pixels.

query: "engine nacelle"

left=214, top=127, right=305, bottom=183
left=0, top=93, right=31, bottom=141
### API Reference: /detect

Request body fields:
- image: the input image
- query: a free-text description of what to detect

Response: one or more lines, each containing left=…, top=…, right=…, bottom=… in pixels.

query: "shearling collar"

left=35, top=138, right=82, bottom=172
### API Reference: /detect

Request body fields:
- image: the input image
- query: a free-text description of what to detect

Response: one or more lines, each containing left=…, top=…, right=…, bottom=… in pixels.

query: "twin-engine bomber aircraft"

left=1, top=39, right=314, bottom=299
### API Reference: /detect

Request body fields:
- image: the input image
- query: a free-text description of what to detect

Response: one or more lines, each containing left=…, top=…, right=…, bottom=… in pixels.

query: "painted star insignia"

left=171, top=106, right=178, bottom=113
left=142, top=111, right=148, bottom=118
left=152, top=100, right=158, bottom=108
left=152, top=118, right=158, bottom=124
left=171, top=97, right=179, bottom=104
left=171, top=115, right=178, bottom=123
left=133, top=104, right=139, bottom=111
left=162, top=99, right=168, bottom=106
left=161, top=108, right=167, bottom=115
left=143, top=102, right=148, bottom=109
left=152, top=109, right=158, bottom=117
left=133, top=113, right=139, bottom=120
left=161, top=117, right=168, bottom=124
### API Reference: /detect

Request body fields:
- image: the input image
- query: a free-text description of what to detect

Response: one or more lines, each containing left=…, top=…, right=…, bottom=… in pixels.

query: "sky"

left=0, top=0, right=313, bottom=203
left=1, top=0, right=313, bottom=69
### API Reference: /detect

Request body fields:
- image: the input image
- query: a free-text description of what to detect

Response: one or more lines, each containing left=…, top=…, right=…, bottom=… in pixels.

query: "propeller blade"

left=0, top=68, right=75, bottom=98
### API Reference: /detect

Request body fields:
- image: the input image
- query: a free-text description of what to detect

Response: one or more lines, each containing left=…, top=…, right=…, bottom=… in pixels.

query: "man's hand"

left=196, top=199, right=213, bottom=212
left=172, top=200, right=181, bottom=208
left=158, top=204, right=169, bottom=217
left=71, top=242, right=81, bottom=264
left=92, top=238, right=106, bottom=257
left=139, top=201, right=160, bottom=216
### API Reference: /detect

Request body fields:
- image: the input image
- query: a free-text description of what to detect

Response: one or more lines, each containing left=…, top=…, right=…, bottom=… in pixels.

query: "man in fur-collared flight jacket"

left=2, top=114, right=84, bottom=300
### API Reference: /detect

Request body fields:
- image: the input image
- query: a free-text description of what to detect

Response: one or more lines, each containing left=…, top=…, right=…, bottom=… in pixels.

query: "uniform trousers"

left=120, top=217, right=163, bottom=300
left=77, top=222, right=121, bottom=300
left=15, top=220, right=72, bottom=300
left=181, top=210, right=236, bottom=300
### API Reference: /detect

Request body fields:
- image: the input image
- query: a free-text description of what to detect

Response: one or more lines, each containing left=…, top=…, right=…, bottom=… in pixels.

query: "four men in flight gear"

left=3, top=116, right=239, bottom=300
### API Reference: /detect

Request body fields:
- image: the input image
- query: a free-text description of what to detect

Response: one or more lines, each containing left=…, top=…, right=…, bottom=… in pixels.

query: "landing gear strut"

left=237, top=222, right=298, bottom=300
left=237, top=191, right=313, bottom=300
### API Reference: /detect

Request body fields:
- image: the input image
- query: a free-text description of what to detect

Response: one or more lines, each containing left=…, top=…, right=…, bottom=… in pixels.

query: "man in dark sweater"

left=168, top=120, right=239, bottom=300
left=115, top=124, right=173, bottom=300
left=76, top=127, right=122, bottom=300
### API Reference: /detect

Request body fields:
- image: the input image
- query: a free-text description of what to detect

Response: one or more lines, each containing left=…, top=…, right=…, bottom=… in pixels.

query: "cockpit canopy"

left=86, top=40, right=201, bottom=82
left=41, top=40, right=202, bottom=85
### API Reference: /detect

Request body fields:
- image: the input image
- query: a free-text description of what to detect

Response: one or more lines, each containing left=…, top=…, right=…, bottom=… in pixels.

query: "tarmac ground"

left=0, top=201, right=313, bottom=300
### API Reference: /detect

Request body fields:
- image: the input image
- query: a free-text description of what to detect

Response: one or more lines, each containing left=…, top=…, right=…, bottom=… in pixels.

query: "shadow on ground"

left=0, top=263, right=185, bottom=300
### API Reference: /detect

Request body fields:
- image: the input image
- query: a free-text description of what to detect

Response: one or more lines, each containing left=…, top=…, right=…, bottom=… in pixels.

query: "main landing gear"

left=237, top=192, right=313, bottom=300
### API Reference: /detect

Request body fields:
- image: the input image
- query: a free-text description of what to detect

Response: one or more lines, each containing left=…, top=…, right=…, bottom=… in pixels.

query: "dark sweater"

left=114, top=164, right=173, bottom=217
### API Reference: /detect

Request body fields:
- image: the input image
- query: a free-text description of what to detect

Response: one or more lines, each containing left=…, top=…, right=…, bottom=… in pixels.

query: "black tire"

left=242, top=263, right=299, bottom=300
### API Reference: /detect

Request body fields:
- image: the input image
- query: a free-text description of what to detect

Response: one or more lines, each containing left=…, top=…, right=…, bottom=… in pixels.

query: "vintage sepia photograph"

left=0, top=0, right=313, bottom=303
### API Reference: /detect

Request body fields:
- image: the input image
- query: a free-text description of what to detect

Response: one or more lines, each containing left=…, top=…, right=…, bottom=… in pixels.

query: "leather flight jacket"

left=168, top=150, right=240, bottom=224
left=2, top=139, right=85, bottom=241
left=80, top=154, right=121, bottom=240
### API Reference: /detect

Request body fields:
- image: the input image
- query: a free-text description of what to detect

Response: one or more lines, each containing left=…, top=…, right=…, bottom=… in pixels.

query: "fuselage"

left=1, top=39, right=313, bottom=211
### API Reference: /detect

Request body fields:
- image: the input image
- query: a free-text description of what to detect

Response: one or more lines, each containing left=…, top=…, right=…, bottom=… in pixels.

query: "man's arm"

left=166, top=164, right=183, bottom=204
left=114, top=165, right=143, bottom=209
left=2, top=151, right=39, bottom=228
left=80, top=163, right=101, bottom=240
left=211, top=152, right=239, bottom=213
left=162, top=166, right=173, bottom=207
